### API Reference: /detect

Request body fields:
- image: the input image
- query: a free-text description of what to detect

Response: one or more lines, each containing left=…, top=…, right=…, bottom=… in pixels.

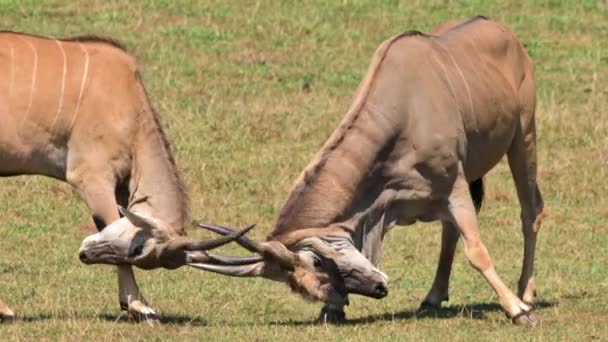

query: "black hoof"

left=120, top=302, right=129, bottom=311
left=318, top=306, right=346, bottom=324
left=417, top=300, right=443, bottom=315
left=0, top=310, right=15, bottom=323
left=419, top=300, right=442, bottom=310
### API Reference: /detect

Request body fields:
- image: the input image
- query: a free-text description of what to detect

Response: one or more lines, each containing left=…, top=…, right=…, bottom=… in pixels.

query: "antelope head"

left=189, top=223, right=389, bottom=307
left=78, top=207, right=256, bottom=270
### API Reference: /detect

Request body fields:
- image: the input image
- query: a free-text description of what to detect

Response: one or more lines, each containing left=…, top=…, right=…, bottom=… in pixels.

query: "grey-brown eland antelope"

left=0, top=31, right=252, bottom=325
left=192, top=17, right=546, bottom=325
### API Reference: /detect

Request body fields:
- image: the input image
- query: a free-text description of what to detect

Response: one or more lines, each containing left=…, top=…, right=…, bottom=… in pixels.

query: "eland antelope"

left=0, top=31, right=251, bottom=324
left=192, top=17, right=546, bottom=325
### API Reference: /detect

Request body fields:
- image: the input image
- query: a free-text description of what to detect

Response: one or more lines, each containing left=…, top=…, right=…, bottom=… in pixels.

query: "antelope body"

left=0, top=31, right=248, bottom=324
left=195, top=17, right=545, bottom=325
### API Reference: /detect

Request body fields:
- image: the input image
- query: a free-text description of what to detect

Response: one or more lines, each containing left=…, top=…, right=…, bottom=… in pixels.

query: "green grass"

left=1, top=0, right=607, bottom=340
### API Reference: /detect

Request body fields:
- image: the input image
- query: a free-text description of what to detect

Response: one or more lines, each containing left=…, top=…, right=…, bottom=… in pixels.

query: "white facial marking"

left=79, top=217, right=139, bottom=257
left=375, top=269, right=389, bottom=282
left=297, top=250, right=318, bottom=267
left=325, top=237, right=389, bottom=282
left=80, top=233, right=98, bottom=248
left=50, top=39, right=67, bottom=131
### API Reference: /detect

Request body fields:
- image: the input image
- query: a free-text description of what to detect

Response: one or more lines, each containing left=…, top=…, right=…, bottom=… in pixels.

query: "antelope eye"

left=131, top=245, right=144, bottom=257
left=313, top=257, right=322, bottom=268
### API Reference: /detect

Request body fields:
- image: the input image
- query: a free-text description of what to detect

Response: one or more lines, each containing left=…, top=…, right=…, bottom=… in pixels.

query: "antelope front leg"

left=0, top=299, right=14, bottom=322
left=117, top=266, right=159, bottom=326
left=73, top=175, right=159, bottom=326
left=447, top=173, right=538, bottom=325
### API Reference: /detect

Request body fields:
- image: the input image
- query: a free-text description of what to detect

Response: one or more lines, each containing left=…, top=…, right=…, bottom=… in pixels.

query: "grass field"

left=0, top=0, right=607, bottom=340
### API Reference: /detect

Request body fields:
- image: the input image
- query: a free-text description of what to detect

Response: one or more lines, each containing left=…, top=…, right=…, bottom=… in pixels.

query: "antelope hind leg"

left=507, top=126, right=544, bottom=306
left=118, top=266, right=160, bottom=327
left=448, top=172, right=539, bottom=325
left=420, top=221, right=460, bottom=310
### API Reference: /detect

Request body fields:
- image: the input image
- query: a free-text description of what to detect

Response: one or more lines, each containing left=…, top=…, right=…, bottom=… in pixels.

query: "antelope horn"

left=184, top=224, right=256, bottom=251
left=188, top=262, right=265, bottom=277
left=197, top=222, right=261, bottom=253
left=206, top=253, right=263, bottom=265
left=198, top=221, right=298, bottom=270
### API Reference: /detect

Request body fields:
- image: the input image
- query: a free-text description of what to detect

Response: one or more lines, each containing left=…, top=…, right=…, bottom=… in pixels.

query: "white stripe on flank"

left=7, top=46, right=15, bottom=115
left=8, top=46, right=15, bottom=99
left=442, top=46, right=475, bottom=116
left=438, top=42, right=475, bottom=117
left=70, top=42, right=90, bottom=131
left=16, top=36, right=38, bottom=123
left=431, top=54, right=458, bottom=104
left=50, top=39, right=67, bottom=131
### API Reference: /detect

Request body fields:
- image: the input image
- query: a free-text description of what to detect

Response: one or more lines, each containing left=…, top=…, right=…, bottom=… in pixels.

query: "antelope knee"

left=463, top=241, right=492, bottom=271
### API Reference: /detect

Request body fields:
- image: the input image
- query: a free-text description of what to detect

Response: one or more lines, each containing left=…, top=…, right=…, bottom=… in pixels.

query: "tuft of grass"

left=1, top=0, right=607, bottom=340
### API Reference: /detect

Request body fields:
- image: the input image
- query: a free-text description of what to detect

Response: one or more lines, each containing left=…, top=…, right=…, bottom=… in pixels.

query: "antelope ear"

left=118, top=206, right=161, bottom=232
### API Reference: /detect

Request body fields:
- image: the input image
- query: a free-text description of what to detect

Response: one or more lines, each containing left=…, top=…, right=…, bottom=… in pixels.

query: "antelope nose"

left=374, top=282, right=388, bottom=298
left=79, top=251, right=88, bottom=262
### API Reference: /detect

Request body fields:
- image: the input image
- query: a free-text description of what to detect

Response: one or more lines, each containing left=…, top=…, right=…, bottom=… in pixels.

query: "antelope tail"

left=469, top=178, right=484, bottom=213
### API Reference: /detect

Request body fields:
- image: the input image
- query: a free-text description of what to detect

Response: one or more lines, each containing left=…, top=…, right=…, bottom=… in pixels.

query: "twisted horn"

left=188, top=262, right=265, bottom=277
left=185, top=224, right=256, bottom=251
left=206, top=253, right=263, bottom=265
left=198, top=221, right=298, bottom=270
left=197, top=222, right=261, bottom=253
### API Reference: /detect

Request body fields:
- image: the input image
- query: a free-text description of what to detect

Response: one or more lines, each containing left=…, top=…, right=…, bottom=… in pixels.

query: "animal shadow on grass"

left=14, top=312, right=208, bottom=326
left=97, top=312, right=209, bottom=326
left=268, top=300, right=558, bottom=327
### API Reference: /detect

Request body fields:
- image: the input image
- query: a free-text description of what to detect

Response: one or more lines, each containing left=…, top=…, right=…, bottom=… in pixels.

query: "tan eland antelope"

left=192, top=17, right=546, bottom=325
left=0, top=31, right=253, bottom=325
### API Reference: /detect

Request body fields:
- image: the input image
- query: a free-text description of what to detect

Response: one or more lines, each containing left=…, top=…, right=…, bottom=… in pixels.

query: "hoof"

left=0, top=310, right=15, bottom=323
left=419, top=300, right=442, bottom=311
left=127, top=300, right=161, bottom=327
left=511, top=310, right=540, bottom=326
left=417, top=300, right=442, bottom=315
left=318, top=306, right=346, bottom=324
